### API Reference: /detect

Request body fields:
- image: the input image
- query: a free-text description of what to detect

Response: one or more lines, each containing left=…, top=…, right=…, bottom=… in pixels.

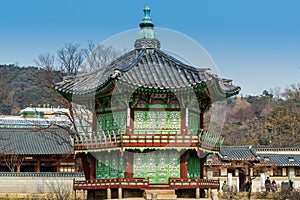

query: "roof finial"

left=135, top=5, right=160, bottom=49
left=139, top=5, right=154, bottom=28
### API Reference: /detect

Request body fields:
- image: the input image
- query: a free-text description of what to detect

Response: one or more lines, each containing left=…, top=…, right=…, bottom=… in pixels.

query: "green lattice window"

left=134, top=111, right=180, bottom=133
left=188, top=112, right=200, bottom=134
left=97, top=111, right=126, bottom=134
left=96, top=151, right=124, bottom=179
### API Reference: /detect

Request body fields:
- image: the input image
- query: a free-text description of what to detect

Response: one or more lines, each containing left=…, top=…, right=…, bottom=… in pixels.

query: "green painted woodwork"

left=188, top=112, right=200, bottom=134
left=136, top=103, right=180, bottom=109
left=97, top=111, right=127, bottom=134
left=133, top=150, right=180, bottom=184
left=202, top=132, right=224, bottom=148
left=96, top=151, right=124, bottom=179
left=187, top=150, right=201, bottom=178
left=134, top=111, right=180, bottom=133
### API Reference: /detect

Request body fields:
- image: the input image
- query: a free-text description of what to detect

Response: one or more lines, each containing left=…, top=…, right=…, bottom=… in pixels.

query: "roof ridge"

left=154, top=49, right=205, bottom=72
left=115, top=49, right=146, bottom=73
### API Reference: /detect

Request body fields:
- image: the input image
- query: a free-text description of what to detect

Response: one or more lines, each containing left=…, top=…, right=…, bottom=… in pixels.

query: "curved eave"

left=55, top=77, right=240, bottom=102
left=54, top=48, right=240, bottom=100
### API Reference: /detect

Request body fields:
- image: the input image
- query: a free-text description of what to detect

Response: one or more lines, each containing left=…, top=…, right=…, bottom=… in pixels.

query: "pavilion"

left=55, top=6, right=240, bottom=199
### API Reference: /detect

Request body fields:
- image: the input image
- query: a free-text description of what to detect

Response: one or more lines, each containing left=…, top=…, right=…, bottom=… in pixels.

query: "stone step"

left=144, top=190, right=177, bottom=200
left=144, top=190, right=175, bottom=195
left=145, top=194, right=177, bottom=200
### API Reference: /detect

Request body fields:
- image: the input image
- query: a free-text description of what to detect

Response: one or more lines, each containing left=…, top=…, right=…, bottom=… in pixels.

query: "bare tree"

left=82, top=41, right=120, bottom=72
left=270, top=87, right=281, bottom=99
left=35, top=53, right=55, bottom=72
left=57, top=43, right=84, bottom=76
left=34, top=41, right=122, bottom=144
left=3, top=154, right=24, bottom=172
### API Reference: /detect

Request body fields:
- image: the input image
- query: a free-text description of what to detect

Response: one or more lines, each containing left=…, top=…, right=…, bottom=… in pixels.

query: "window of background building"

left=253, top=169, right=263, bottom=176
left=60, top=162, right=75, bottom=172
left=273, top=168, right=282, bottom=176
left=213, top=169, right=220, bottom=177
left=295, top=168, right=300, bottom=176
left=227, top=168, right=235, bottom=176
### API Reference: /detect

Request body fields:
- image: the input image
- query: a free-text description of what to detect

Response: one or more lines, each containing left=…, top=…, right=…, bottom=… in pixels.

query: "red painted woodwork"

left=126, top=108, right=134, bottom=135
left=92, top=112, right=97, bottom=133
left=79, top=153, right=91, bottom=180
left=200, top=112, right=204, bottom=129
left=200, top=158, right=204, bottom=179
left=73, top=178, right=220, bottom=190
left=180, top=108, right=187, bottom=135
left=124, top=152, right=133, bottom=179
left=90, top=156, right=96, bottom=180
left=180, top=151, right=188, bottom=179
left=199, top=112, right=205, bottom=179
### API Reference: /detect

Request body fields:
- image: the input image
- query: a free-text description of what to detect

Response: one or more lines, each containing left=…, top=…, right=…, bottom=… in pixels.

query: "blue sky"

left=0, top=0, right=299, bottom=95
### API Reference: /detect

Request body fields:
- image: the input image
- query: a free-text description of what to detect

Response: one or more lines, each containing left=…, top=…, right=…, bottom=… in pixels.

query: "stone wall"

left=0, top=172, right=84, bottom=194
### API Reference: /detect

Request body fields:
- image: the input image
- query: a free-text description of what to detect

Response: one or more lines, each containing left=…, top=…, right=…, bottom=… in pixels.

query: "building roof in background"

left=0, top=127, right=73, bottom=155
left=220, top=146, right=258, bottom=161
left=253, top=146, right=300, bottom=166
left=210, top=146, right=300, bottom=167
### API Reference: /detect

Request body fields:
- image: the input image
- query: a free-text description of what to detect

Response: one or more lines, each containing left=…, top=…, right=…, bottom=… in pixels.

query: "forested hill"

left=220, top=88, right=300, bottom=146
left=0, top=64, right=65, bottom=115
left=1, top=65, right=299, bottom=147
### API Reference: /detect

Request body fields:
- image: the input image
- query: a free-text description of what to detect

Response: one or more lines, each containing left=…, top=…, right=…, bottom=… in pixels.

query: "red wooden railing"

left=73, top=177, right=220, bottom=190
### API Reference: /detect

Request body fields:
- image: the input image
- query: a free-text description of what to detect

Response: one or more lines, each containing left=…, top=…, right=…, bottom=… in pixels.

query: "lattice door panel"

left=133, top=150, right=180, bottom=184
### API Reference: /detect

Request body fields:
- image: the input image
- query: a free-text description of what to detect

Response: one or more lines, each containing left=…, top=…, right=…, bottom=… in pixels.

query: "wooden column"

left=126, top=108, right=134, bottom=135
left=199, top=112, right=205, bottom=198
left=79, top=153, right=91, bottom=180
left=90, top=155, right=96, bottom=180
left=17, top=165, right=21, bottom=172
left=118, top=187, right=122, bottom=199
left=181, top=108, right=187, bottom=135
left=92, top=112, right=97, bottom=133
left=200, top=159, right=204, bottom=179
left=107, top=188, right=111, bottom=199
left=56, top=158, right=61, bottom=172
left=124, top=152, right=133, bottom=179
left=196, top=188, right=200, bottom=199
left=200, top=112, right=204, bottom=129
left=36, top=159, right=40, bottom=172
left=180, top=151, right=188, bottom=179
left=199, top=112, right=204, bottom=179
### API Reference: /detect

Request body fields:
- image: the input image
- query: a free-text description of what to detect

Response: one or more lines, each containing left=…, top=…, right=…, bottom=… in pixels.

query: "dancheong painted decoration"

left=55, top=5, right=240, bottom=199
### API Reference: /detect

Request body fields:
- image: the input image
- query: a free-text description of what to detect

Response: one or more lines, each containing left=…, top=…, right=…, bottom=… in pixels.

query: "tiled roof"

left=205, top=154, right=231, bottom=166
left=253, top=146, right=300, bottom=166
left=254, top=154, right=300, bottom=166
left=220, top=146, right=258, bottom=161
left=55, top=48, right=240, bottom=96
left=0, top=127, right=73, bottom=155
